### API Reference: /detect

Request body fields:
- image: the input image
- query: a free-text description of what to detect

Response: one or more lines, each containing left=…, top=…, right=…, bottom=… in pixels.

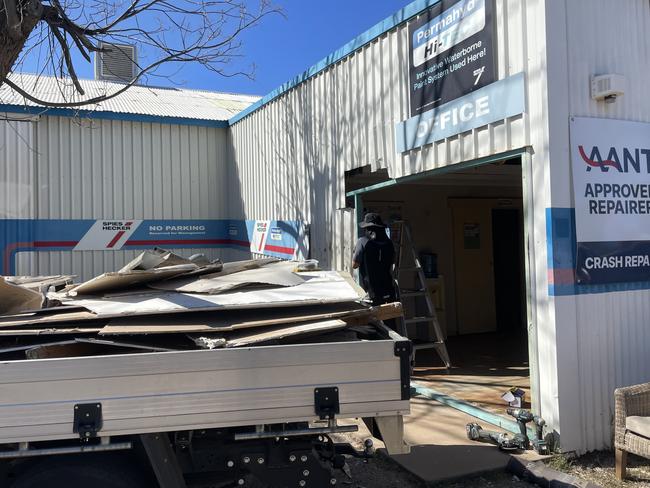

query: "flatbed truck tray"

left=0, top=340, right=410, bottom=445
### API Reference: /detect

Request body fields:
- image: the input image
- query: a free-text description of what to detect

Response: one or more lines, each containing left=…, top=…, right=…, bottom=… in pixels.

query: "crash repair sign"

left=570, top=117, right=650, bottom=285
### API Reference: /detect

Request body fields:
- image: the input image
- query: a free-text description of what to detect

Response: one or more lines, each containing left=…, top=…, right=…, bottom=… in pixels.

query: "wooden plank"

left=193, top=319, right=348, bottom=348
left=0, top=328, right=102, bottom=336
left=99, top=302, right=402, bottom=336
left=345, top=302, right=403, bottom=324
left=99, top=303, right=370, bottom=335
left=0, top=311, right=101, bottom=329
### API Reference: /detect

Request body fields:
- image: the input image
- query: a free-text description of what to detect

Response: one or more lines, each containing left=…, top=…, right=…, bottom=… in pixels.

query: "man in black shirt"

left=352, top=213, right=397, bottom=305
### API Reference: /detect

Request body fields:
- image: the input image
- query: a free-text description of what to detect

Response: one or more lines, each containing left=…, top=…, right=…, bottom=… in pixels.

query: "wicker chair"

left=615, top=382, right=650, bottom=479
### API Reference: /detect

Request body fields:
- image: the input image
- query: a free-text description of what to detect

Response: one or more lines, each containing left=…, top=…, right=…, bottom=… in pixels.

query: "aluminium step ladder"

left=391, top=220, right=451, bottom=368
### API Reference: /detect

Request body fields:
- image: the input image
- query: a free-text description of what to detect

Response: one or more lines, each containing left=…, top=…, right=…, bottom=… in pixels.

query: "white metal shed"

left=2, top=0, right=650, bottom=455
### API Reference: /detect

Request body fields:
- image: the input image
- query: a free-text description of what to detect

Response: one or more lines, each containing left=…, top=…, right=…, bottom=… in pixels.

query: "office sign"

left=396, top=72, right=525, bottom=153
left=571, top=117, right=650, bottom=285
left=408, top=0, right=496, bottom=117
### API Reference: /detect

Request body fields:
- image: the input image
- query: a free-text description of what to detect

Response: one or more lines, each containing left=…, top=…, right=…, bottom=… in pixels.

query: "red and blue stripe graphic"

left=0, top=219, right=307, bottom=275
left=546, top=208, right=650, bottom=296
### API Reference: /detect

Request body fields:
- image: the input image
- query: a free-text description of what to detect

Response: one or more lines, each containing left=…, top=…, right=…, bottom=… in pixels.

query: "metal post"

left=521, top=149, right=541, bottom=414
left=355, top=193, right=363, bottom=239
left=140, top=433, right=187, bottom=488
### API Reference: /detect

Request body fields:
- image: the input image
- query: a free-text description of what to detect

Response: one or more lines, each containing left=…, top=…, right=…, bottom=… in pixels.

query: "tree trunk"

left=0, top=0, right=43, bottom=83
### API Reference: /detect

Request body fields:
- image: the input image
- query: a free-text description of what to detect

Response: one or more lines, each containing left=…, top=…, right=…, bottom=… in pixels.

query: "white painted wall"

left=228, top=0, right=549, bottom=265
left=3, top=116, right=230, bottom=281
left=3, top=0, right=643, bottom=455
left=228, top=0, right=568, bottom=448
left=0, top=118, right=35, bottom=220
left=543, top=0, right=650, bottom=453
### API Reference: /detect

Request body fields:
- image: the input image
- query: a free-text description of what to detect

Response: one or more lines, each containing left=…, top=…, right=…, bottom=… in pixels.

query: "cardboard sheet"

left=5, top=275, right=75, bottom=291
left=68, top=264, right=198, bottom=296
left=0, top=278, right=44, bottom=315
left=119, top=248, right=223, bottom=275
left=120, top=248, right=188, bottom=271
left=149, top=261, right=306, bottom=294
left=61, top=271, right=362, bottom=317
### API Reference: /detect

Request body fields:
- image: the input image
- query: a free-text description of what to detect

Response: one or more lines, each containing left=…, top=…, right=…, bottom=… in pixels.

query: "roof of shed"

left=0, top=73, right=260, bottom=123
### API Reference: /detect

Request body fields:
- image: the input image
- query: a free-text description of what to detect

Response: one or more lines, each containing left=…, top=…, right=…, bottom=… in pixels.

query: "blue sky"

left=18, top=0, right=410, bottom=97
left=208, top=0, right=410, bottom=95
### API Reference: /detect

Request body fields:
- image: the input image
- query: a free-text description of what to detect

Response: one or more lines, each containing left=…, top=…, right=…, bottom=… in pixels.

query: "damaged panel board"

left=0, top=250, right=398, bottom=365
left=60, top=271, right=363, bottom=317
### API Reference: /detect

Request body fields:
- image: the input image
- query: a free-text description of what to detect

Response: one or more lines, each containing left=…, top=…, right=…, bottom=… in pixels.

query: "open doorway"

left=346, top=156, right=531, bottom=414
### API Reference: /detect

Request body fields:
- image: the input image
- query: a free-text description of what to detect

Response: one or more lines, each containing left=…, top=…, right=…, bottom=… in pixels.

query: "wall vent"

left=95, top=43, right=137, bottom=83
left=590, top=74, right=626, bottom=102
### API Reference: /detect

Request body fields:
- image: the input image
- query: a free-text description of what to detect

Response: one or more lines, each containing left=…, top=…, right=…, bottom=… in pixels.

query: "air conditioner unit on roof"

left=95, top=43, right=137, bottom=83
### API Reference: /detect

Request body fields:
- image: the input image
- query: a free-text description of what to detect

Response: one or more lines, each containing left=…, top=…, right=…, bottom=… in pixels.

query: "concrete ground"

left=389, top=395, right=545, bottom=483
left=413, top=331, right=531, bottom=414
left=338, top=330, right=540, bottom=485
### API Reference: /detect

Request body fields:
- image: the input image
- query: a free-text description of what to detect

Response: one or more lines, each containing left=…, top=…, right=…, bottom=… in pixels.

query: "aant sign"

left=570, top=117, right=650, bottom=285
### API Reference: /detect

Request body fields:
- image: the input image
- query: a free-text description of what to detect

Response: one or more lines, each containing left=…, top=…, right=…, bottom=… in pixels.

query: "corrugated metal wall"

left=4, top=116, right=229, bottom=281
left=228, top=0, right=548, bottom=272
left=6, top=0, right=642, bottom=455
left=227, top=0, right=602, bottom=451
left=0, top=118, right=35, bottom=220
left=545, top=0, right=650, bottom=452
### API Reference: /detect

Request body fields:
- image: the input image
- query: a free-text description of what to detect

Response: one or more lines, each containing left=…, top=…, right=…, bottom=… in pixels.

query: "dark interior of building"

left=346, top=157, right=531, bottom=412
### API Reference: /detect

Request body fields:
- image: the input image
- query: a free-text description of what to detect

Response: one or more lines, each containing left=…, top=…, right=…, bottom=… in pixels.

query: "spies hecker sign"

left=571, top=117, right=650, bottom=285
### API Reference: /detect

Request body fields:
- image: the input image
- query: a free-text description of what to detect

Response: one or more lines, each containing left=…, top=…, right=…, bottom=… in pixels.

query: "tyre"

left=11, top=453, right=152, bottom=488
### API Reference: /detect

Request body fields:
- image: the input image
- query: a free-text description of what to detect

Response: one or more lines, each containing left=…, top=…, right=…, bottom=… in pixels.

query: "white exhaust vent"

left=590, top=74, right=626, bottom=102
left=95, top=43, right=137, bottom=83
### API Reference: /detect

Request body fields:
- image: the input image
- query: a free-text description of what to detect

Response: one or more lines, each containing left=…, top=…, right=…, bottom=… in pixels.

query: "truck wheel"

left=11, top=454, right=149, bottom=488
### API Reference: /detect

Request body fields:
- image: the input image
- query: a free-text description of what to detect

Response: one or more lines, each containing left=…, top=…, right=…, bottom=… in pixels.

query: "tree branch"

left=1, top=0, right=282, bottom=107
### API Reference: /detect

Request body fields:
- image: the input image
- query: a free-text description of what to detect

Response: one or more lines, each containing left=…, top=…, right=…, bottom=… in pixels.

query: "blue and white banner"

left=396, top=72, right=525, bottom=153
left=571, top=117, right=650, bottom=285
left=0, top=219, right=309, bottom=275
left=408, top=0, right=496, bottom=116
left=412, top=0, right=486, bottom=67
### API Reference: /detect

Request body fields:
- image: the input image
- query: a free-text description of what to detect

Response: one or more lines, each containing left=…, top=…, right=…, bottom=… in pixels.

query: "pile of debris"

left=0, top=249, right=402, bottom=360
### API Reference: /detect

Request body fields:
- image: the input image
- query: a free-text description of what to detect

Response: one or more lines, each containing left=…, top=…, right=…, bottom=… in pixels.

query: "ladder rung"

left=404, top=317, right=433, bottom=324
left=400, top=291, right=427, bottom=298
left=413, top=341, right=445, bottom=351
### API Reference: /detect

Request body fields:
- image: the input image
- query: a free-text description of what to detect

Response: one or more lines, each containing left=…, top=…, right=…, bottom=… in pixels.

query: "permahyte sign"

left=571, top=117, right=650, bottom=285
left=408, top=0, right=496, bottom=117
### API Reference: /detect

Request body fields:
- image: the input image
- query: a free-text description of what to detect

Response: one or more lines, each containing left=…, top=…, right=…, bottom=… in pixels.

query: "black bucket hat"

left=359, top=213, right=387, bottom=228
